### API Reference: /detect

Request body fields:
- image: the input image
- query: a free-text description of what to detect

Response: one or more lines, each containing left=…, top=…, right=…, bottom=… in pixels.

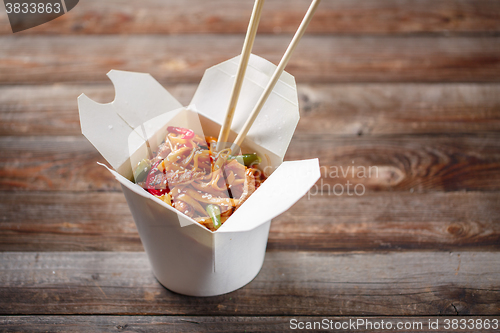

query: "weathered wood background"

left=0, top=0, right=499, bottom=331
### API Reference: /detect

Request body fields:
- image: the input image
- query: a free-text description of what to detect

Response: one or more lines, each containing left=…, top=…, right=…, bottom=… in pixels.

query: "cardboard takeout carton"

left=78, top=54, right=320, bottom=296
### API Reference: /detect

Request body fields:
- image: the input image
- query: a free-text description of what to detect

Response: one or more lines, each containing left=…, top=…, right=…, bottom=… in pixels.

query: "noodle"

left=134, top=126, right=265, bottom=231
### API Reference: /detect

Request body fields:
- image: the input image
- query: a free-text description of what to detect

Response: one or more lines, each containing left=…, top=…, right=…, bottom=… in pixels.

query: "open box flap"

left=189, top=54, right=299, bottom=160
left=78, top=63, right=310, bottom=234
left=98, top=162, right=198, bottom=228
left=78, top=70, right=183, bottom=174
left=218, top=158, right=321, bottom=233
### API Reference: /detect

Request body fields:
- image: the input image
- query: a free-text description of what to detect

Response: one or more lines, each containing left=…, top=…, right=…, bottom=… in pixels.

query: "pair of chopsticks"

left=217, top=0, right=321, bottom=153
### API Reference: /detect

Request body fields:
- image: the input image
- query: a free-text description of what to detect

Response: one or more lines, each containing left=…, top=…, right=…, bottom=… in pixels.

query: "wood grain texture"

left=0, top=251, right=498, bottom=315
left=0, top=191, right=498, bottom=252
left=0, top=136, right=113, bottom=192
left=1, top=0, right=499, bottom=35
left=296, top=83, right=500, bottom=136
left=1, top=0, right=499, bottom=324
left=0, top=84, right=196, bottom=136
left=2, top=83, right=500, bottom=137
left=1, top=36, right=500, bottom=84
left=1, top=316, right=496, bottom=332
left=287, top=134, right=500, bottom=191
left=1, top=135, right=499, bottom=192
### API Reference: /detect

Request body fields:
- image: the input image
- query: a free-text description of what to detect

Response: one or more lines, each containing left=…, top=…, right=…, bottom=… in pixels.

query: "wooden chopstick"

left=231, top=0, right=321, bottom=152
left=216, top=0, right=265, bottom=151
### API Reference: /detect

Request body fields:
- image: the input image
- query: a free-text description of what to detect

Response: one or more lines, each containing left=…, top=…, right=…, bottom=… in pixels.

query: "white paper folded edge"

left=189, top=54, right=299, bottom=158
left=78, top=54, right=299, bottom=174
left=78, top=55, right=319, bottom=233
left=217, top=158, right=321, bottom=232
left=100, top=158, right=320, bottom=233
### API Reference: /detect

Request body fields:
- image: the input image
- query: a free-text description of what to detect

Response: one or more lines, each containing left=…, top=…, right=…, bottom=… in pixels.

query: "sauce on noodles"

left=134, top=126, right=265, bottom=231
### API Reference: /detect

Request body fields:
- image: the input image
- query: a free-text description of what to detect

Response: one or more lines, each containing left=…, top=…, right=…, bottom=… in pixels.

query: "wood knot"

left=448, top=301, right=468, bottom=315
left=447, top=224, right=463, bottom=236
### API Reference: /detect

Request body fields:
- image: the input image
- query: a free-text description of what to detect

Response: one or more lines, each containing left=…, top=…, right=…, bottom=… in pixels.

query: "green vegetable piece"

left=229, top=153, right=261, bottom=167
left=134, top=159, right=151, bottom=183
left=206, top=204, right=222, bottom=230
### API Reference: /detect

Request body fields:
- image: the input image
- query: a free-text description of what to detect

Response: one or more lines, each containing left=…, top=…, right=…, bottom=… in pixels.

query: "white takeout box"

left=78, top=55, right=320, bottom=296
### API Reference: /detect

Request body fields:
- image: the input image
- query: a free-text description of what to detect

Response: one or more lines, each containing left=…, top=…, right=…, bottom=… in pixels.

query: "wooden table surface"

left=1, top=0, right=500, bottom=331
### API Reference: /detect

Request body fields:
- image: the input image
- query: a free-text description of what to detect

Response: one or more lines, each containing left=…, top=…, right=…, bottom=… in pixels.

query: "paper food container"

left=78, top=54, right=320, bottom=296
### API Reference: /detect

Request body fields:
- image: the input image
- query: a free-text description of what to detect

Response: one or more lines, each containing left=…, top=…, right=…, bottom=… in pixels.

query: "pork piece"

left=147, top=171, right=168, bottom=190
left=165, top=168, right=206, bottom=186
left=151, top=143, right=171, bottom=164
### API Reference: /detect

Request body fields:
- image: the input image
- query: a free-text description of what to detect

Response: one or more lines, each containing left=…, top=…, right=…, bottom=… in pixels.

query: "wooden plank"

left=0, top=84, right=196, bottom=136
left=1, top=316, right=498, bottom=332
left=0, top=191, right=498, bottom=252
left=286, top=134, right=500, bottom=191
left=1, top=0, right=499, bottom=35
left=296, top=83, right=500, bottom=136
left=0, top=192, right=140, bottom=252
left=0, top=251, right=498, bottom=315
left=1, top=36, right=500, bottom=84
left=271, top=191, right=500, bottom=252
left=0, top=136, right=113, bottom=191
left=2, top=83, right=500, bottom=137
left=1, top=135, right=499, bottom=192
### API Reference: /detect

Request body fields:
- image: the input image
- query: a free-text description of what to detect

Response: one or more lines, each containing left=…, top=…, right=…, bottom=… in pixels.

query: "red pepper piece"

left=167, top=126, right=195, bottom=140
left=148, top=188, right=168, bottom=196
